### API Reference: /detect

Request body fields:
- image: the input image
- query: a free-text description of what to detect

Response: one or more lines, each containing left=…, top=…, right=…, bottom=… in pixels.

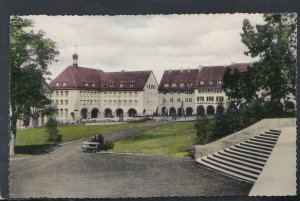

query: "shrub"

left=45, top=118, right=62, bottom=143
left=194, top=115, right=215, bottom=144
left=91, top=134, right=114, bottom=151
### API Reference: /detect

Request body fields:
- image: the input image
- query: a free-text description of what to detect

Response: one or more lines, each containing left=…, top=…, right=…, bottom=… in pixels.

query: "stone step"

left=223, top=148, right=267, bottom=163
left=260, top=133, right=279, bottom=139
left=265, top=131, right=281, bottom=136
left=240, top=142, right=273, bottom=152
left=254, top=136, right=278, bottom=142
left=245, top=140, right=275, bottom=149
left=197, top=157, right=257, bottom=183
left=234, top=144, right=271, bottom=155
left=229, top=146, right=269, bottom=159
left=213, top=153, right=263, bottom=171
left=249, top=138, right=276, bottom=145
left=269, top=129, right=281, bottom=133
left=219, top=150, right=265, bottom=167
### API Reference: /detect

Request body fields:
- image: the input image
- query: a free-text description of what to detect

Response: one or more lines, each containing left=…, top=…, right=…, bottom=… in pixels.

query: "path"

left=9, top=123, right=252, bottom=198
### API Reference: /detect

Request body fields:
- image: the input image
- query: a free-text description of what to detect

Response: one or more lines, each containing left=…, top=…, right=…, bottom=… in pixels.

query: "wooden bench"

left=80, top=142, right=99, bottom=153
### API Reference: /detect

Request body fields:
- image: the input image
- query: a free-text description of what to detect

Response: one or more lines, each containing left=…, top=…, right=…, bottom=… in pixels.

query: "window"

left=65, top=109, right=68, bottom=117
left=164, top=84, right=169, bottom=87
left=85, top=82, right=88, bottom=86
left=118, top=100, right=122, bottom=106
left=87, top=100, right=90, bottom=105
left=129, top=92, right=132, bottom=97
left=60, top=109, right=63, bottom=116
left=119, top=92, right=122, bottom=97
left=130, top=83, right=134, bottom=87
left=80, top=100, right=82, bottom=105
left=56, top=83, right=60, bottom=86
left=200, top=81, right=204, bottom=85
left=180, top=83, right=184, bottom=87
left=113, top=100, right=116, bottom=106
left=63, top=82, right=67, bottom=86
left=172, top=83, right=177, bottom=87
left=91, top=100, right=93, bottom=105
left=189, top=98, right=192, bottom=102
left=60, top=91, right=63, bottom=97
left=60, top=100, right=63, bottom=105
left=65, top=100, right=68, bottom=105
left=188, top=83, right=193, bottom=87
left=124, top=100, right=127, bottom=106
left=56, top=100, right=59, bottom=105
left=206, top=96, right=214, bottom=101
left=120, top=83, right=124, bottom=87
left=216, top=96, right=224, bottom=102
left=56, top=91, right=59, bottom=97
left=114, top=92, right=117, bottom=97
left=109, top=83, right=114, bottom=87
left=123, top=92, right=127, bottom=97
left=109, top=100, right=112, bottom=106
left=92, top=83, right=96, bottom=87
left=129, top=100, right=132, bottom=106
left=170, top=98, right=173, bottom=102
left=134, top=100, right=138, bottom=106
left=87, top=92, right=90, bottom=97
left=108, top=92, right=112, bottom=97
left=134, top=92, right=138, bottom=97
left=104, top=100, right=107, bottom=105
left=217, top=80, right=222, bottom=85
left=104, top=92, right=107, bottom=97
left=209, top=81, right=213, bottom=85
left=83, top=91, right=86, bottom=97
left=197, top=96, right=204, bottom=101
left=65, top=91, right=68, bottom=97
left=177, top=98, right=181, bottom=102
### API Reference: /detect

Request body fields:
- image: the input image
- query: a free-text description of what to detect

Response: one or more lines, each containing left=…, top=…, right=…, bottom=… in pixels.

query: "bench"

left=80, top=142, right=99, bottom=153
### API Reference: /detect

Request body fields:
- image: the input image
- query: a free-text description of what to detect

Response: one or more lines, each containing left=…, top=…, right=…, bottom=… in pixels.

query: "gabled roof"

left=100, top=71, right=152, bottom=91
left=158, top=69, right=199, bottom=92
left=195, top=66, right=225, bottom=88
left=49, top=66, right=152, bottom=91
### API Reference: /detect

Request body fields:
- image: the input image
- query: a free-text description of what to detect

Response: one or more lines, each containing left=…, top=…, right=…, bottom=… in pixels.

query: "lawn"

left=111, top=122, right=197, bottom=157
left=14, top=122, right=152, bottom=157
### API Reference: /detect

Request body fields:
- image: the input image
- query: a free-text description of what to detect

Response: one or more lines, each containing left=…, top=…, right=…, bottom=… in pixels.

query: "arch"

left=116, top=108, right=124, bottom=117
left=105, top=108, right=112, bottom=118
left=186, top=107, right=193, bottom=116
left=177, top=107, right=184, bottom=116
left=80, top=108, right=88, bottom=119
left=169, top=107, right=176, bottom=116
left=161, top=107, right=168, bottom=116
left=285, top=101, right=295, bottom=111
left=91, top=108, right=99, bottom=118
left=216, top=105, right=224, bottom=114
left=206, top=105, right=215, bottom=115
left=197, top=105, right=205, bottom=116
left=128, top=108, right=137, bottom=117
left=71, top=112, right=75, bottom=121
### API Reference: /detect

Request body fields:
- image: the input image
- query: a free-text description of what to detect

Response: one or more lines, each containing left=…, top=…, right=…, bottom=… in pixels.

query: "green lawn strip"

left=15, top=121, right=153, bottom=156
left=112, top=122, right=197, bottom=157
left=11, top=154, right=30, bottom=159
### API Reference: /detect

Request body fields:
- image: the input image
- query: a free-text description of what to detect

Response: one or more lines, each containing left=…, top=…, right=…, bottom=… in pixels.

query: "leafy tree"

left=223, top=13, right=297, bottom=107
left=45, top=118, right=62, bottom=143
left=9, top=16, right=59, bottom=155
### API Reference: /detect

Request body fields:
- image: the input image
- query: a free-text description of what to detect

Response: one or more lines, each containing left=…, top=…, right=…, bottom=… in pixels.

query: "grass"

left=15, top=121, right=153, bottom=156
left=111, top=122, right=197, bottom=157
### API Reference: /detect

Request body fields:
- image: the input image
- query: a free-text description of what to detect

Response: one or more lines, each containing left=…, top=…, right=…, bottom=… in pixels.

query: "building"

left=48, top=53, right=158, bottom=122
left=158, top=63, right=251, bottom=116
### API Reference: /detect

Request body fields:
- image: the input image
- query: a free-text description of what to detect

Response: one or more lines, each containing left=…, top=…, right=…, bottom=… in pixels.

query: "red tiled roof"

left=158, top=69, right=199, bottom=92
left=100, top=71, right=152, bottom=91
left=49, top=66, right=152, bottom=91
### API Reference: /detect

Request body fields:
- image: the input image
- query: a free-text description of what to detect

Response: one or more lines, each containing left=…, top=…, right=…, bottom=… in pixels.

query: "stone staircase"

left=196, top=129, right=281, bottom=183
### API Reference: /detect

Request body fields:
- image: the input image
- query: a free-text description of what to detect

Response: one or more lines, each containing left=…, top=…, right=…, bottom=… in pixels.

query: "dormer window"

left=62, top=82, right=67, bottom=86
left=188, top=83, right=193, bottom=87
left=56, top=83, right=60, bottom=86
left=172, top=83, right=177, bottom=87
left=217, top=80, right=222, bottom=85
left=200, top=81, right=204, bottom=85
left=109, top=83, right=114, bottom=87
left=85, top=82, right=88, bottom=87
left=209, top=81, right=213, bottom=85
left=164, top=84, right=169, bottom=87
left=180, top=83, right=184, bottom=87
left=92, top=83, right=96, bottom=87
left=120, top=83, right=124, bottom=87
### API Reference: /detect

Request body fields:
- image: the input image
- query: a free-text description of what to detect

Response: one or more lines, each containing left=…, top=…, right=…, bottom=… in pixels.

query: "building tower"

left=73, top=52, right=78, bottom=68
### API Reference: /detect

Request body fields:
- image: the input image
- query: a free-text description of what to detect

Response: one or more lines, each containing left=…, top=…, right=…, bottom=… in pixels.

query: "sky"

left=22, top=14, right=265, bottom=83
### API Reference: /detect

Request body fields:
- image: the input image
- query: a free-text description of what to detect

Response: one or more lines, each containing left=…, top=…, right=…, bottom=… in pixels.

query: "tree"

left=223, top=13, right=297, bottom=106
left=9, top=16, right=59, bottom=155
left=45, top=118, right=62, bottom=143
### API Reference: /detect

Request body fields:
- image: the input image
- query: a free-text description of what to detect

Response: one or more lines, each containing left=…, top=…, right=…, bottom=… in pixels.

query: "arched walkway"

left=206, top=105, right=215, bottom=115
left=116, top=108, right=124, bottom=117
left=186, top=107, right=193, bottom=116
left=128, top=108, right=137, bottom=117
left=71, top=112, right=75, bottom=121
left=161, top=107, right=168, bottom=116
left=197, top=105, right=205, bottom=116
left=177, top=107, right=184, bottom=116
left=169, top=107, right=176, bottom=116
left=285, top=101, right=295, bottom=111
left=105, top=108, right=112, bottom=118
left=80, top=108, right=88, bottom=119
left=216, top=105, right=224, bottom=114
left=91, top=108, right=99, bottom=118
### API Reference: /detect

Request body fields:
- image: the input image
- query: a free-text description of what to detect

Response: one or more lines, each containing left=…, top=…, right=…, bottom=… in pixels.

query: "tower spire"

left=72, top=46, right=78, bottom=68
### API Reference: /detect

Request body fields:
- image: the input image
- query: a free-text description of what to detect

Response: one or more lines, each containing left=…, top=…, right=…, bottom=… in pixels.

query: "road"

left=9, top=123, right=252, bottom=198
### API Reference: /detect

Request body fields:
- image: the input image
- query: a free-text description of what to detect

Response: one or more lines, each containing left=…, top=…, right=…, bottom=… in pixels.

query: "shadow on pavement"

left=15, top=144, right=61, bottom=155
